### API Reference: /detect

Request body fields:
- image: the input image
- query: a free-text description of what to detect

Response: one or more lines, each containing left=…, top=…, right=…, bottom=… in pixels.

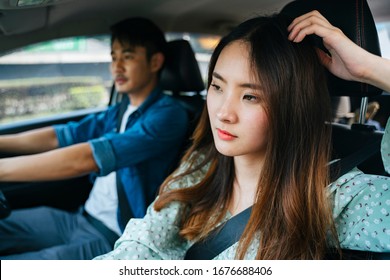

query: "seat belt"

left=329, top=137, right=382, bottom=181
left=184, top=206, right=252, bottom=259
left=116, top=95, right=134, bottom=231
left=185, top=137, right=382, bottom=260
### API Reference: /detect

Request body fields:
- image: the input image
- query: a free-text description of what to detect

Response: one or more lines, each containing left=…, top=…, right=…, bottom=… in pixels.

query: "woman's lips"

left=217, top=128, right=237, bottom=141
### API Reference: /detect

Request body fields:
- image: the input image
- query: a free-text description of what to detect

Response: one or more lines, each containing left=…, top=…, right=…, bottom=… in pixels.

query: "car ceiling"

left=0, top=0, right=389, bottom=53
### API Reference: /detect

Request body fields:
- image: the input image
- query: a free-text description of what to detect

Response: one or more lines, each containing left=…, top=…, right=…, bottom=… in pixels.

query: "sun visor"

left=0, top=8, right=47, bottom=35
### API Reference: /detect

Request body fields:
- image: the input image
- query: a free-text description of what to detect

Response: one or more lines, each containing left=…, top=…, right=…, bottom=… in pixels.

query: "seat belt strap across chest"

left=329, top=137, right=382, bottom=182
left=184, top=206, right=252, bottom=260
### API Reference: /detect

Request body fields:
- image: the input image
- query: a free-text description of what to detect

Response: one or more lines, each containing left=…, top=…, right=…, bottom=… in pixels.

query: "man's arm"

left=0, top=127, right=59, bottom=155
left=0, top=142, right=99, bottom=182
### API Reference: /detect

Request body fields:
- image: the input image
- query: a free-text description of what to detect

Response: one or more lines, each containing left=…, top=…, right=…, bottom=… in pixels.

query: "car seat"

left=160, top=39, right=206, bottom=146
left=281, top=0, right=389, bottom=260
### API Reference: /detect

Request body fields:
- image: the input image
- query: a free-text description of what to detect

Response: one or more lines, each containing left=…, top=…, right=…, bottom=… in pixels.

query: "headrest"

left=281, top=0, right=383, bottom=97
left=160, top=39, right=205, bottom=93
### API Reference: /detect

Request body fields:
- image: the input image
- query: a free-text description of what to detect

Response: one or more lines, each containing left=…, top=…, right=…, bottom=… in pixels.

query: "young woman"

left=96, top=13, right=337, bottom=260
left=96, top=12, right=390, bottom=260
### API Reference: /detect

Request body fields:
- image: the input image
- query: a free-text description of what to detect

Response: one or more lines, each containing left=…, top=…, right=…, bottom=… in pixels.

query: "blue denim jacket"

left=54, top=87, right=189, bottom=230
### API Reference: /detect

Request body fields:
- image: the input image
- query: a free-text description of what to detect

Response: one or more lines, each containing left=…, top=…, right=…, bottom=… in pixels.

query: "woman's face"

left=207, top=41, right=269, bottom=161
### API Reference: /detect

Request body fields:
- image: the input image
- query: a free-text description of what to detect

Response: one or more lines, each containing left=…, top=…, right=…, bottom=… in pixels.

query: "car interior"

left=0, top=0, right=389, bottom=259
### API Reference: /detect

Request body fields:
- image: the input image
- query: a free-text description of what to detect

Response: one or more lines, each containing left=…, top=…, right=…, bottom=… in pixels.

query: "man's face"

left=110, top=39, right=157, bottom=98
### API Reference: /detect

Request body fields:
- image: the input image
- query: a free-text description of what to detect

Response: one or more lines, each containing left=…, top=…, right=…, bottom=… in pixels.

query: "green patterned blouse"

left=95, top=119, right=390, bottom=260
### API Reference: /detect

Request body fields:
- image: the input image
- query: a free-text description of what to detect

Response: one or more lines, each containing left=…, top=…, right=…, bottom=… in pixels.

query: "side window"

left=0, top=35, right=112, bottom=126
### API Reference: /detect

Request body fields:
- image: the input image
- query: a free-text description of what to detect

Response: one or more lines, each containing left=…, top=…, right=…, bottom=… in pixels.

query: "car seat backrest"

left=281, top=0, right=387, bottom=176
left=160, top=39, right=206, bottom=143
left=160, top=39, right=205, bottom=94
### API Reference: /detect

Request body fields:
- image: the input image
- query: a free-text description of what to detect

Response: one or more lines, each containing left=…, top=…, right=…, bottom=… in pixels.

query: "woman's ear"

left=150, top=52, right=165, bottom=73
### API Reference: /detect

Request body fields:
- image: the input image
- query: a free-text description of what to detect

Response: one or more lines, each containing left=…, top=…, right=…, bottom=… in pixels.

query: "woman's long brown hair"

left=154, top=14, right=338, bottom=259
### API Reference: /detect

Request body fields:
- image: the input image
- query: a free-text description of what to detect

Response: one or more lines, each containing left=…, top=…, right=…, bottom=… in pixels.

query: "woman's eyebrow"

left=240, top=83, right=262, bottom=90
left=212, top=71, right=262, bottom=90
left=212, top=71, right=225, bottom=82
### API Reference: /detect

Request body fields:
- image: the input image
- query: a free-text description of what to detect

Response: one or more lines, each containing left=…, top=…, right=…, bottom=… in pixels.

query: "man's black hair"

left=110, top=17, right=167, bottom=60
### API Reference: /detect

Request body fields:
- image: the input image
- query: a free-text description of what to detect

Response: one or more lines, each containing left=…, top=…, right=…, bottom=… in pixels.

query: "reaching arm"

left=0, top=127, right=59, bottom=155
left=0, top=142, right=99, bottom=182
left=288, top=10, right=390, bottom=93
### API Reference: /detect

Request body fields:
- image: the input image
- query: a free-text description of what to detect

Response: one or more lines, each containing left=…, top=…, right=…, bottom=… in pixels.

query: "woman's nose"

left=216, top=97, right=238, bottom=123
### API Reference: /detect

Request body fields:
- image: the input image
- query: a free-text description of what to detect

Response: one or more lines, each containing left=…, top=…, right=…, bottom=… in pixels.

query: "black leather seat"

left=161, top=39, right=205, bottom=94
left=161, top=39, right=206, bottom=142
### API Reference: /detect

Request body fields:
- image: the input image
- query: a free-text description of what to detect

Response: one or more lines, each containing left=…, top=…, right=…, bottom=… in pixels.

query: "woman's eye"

left=210, top=83, right=221, bottom=92
left=243, top=94, right=258, bottom=102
